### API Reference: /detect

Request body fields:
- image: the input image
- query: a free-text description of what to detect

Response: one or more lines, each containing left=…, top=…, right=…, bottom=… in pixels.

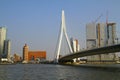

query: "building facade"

left=0, top=27, right=11, bottom=63
left=70, top=38, right=80, bottom=52
left=23, top=44, right=29, bottom=62
left=86, top=23, right=97, bottom=49
left=0, top=27, right=7, bottom=56
left=107, top=23, right=116, bottom=45
left=70, top=38, right=80, bottom=62
left=86, top=22, right=118, bottom=63
left=14, top=54, right=22, bottom=63
left=28, top=51, right=46, bottom=61
left=3, top=40, right=11, bottom=58
left=23, top=44, right=46, bottom=63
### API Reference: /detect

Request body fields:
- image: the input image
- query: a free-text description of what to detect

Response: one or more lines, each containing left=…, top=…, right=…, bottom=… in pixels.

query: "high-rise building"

left=86, top=22, right=118, bottom=63
left=70, top=38, right=80, bottom=52
left=86, top=23, right=97, bottom=49
left=3, top=40, right=11, bottom=58
left=70, top=38, right=80, bottom=62
left=0, top=27, right=7, bottom=56
left=96, top=23, right=107, bottom=47
left=86, top=23, right=100, bottom=61
left=107, top=23, right=116, bottom=45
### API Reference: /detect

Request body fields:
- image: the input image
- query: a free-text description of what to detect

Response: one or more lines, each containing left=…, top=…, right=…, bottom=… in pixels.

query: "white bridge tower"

left=55, top=10, right=73, bottom=63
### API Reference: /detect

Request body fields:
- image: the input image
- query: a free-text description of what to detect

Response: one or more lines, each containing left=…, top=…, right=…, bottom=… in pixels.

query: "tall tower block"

left=23, top=44, right=29, bottom=62
left=4, top=40, right=11, bottom=58
left=0, top=27, right=6, bottom=55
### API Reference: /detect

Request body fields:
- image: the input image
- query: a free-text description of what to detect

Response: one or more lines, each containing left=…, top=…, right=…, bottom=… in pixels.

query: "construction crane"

left=106, top=11, right=108, bottom=25
left=93, top=14, right=103, bottom=23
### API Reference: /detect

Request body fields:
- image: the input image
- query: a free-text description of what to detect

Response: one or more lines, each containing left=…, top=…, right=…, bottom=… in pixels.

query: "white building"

left=86, top=23, right=99, bottom=61
left=70, top=38, right=80, bottom=62
left=70, top=38, right=80, bottom=53
left=0, top=27, right=7, bottom=55
left=107, top=23, right=116, bottom=45
left=86, top=23, right=97, bottom=49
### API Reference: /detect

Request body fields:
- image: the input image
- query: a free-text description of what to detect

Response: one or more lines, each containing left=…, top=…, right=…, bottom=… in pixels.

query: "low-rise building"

left=23, top=44, right=46, bottom=63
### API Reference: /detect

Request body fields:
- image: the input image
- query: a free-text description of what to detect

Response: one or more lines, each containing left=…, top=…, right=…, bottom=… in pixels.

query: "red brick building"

left=23, top=44, right=46, bottom=62
left=28, top=51, right=46, bottom=61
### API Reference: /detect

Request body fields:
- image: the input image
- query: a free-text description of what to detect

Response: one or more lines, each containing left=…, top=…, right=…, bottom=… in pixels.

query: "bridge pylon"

left=54, top=10, right=73, bottom=63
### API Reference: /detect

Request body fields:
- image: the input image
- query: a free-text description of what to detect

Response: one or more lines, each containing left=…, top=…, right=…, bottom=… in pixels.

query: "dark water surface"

left=0, top=64, right=120, bottom=80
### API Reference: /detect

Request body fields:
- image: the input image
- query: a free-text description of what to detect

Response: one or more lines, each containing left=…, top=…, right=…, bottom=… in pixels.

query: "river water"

left=0, top=64, right=120, bottom=80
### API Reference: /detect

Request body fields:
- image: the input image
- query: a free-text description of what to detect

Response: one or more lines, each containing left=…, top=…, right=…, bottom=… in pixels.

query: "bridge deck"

left=59, top=44, right=120, bottom=62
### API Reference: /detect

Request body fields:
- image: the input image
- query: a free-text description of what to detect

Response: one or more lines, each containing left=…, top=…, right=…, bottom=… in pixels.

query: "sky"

left=0, top=0, right=120, bottom=60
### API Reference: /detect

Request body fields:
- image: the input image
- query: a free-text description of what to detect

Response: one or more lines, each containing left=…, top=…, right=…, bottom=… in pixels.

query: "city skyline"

left=0, top=0, right=120, bottom=60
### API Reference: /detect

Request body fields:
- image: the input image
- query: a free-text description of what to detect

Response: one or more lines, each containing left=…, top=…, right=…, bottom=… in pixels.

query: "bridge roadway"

left=58, top=44, right=120, bottom=63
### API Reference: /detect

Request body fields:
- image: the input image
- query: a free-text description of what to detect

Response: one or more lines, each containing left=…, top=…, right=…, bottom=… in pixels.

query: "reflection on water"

left=0, top=64, right=120, bottom=80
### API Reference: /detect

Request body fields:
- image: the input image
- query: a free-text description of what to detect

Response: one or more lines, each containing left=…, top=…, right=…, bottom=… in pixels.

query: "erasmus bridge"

left=54, top=10, right=120, bottom=64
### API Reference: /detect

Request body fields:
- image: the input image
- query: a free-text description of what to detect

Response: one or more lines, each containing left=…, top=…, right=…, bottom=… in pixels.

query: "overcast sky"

left=0, top=0, right=120, bottom=60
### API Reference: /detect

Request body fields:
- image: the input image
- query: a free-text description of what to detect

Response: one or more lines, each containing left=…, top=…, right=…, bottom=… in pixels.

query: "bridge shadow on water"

left=61, top=64, right=120, bottom=73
